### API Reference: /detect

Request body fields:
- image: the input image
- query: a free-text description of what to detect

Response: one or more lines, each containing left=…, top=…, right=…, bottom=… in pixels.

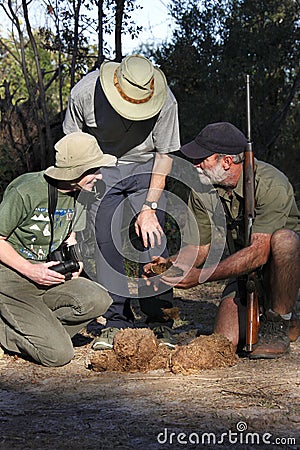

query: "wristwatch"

left=144, top=200, right=158, bottom=210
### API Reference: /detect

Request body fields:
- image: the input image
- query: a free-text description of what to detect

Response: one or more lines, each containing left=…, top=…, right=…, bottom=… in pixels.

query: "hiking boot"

left=152, top=325, right=176, bottom=349
left=288, top=312, right=300, bottom=342
left=250, top=309, right=290, bottom=359
left=92, top=327, right=120, bottom=350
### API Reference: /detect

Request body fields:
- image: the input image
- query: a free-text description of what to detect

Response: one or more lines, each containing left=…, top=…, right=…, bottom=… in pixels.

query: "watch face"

left=144, top=200, right=158, bottom=210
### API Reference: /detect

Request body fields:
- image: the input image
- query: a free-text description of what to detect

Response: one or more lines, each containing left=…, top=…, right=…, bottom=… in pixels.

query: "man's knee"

left=70, top=278, right=113, bottom=317
left=85, top=284, right=112, bottom=317
left=38, top=341, right=74, bottom=367
left=271, top=229, right=300, bottom=253
left=87, top=291, right=112, bottom=318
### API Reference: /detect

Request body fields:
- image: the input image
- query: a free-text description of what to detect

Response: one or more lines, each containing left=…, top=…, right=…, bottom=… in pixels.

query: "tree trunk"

left=70, top=0, right=82, bottom=89
left=115, top=0, right=125, bottom=61
left=22, top=0, right=53, bottom=168
left=6, top=1, right=46, bottom=169
left=97, top=0, right=105, bottom=66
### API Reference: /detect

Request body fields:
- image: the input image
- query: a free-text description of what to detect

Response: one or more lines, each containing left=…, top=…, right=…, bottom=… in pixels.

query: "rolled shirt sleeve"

left=253, top=162, right=300, bottom=235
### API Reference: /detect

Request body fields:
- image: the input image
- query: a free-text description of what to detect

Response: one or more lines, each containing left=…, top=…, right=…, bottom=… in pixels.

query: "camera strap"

left=48, top=183, right=58, bottom=256
left=220, top=197, right=243, bottom=255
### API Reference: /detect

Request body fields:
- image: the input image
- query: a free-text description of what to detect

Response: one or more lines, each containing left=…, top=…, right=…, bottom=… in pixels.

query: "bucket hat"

left=100, top=54, right=168, bottom=121
left=181, top=122, right=247, bottom=160
left=45, top=132, right=116, bottom=181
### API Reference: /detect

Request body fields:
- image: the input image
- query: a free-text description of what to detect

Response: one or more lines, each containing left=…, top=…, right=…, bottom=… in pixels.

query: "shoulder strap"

left=48, top=183, right=58, bottom=255
left=220, top=197, right=242, bottom=255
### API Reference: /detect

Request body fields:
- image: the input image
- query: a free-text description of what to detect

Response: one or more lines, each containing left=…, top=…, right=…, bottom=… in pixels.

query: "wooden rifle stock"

left=244, top=75, right=259, bottom=352
left=245, top=273, right=259, bottom=351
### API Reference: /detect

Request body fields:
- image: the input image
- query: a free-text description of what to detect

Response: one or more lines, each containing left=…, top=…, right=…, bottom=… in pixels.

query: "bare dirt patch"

left=0, top=283, right=299, bottom=449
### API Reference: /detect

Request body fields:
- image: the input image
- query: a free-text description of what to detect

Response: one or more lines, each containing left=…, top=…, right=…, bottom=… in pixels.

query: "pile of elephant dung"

left=170, top=334, right=237, bottom=375
left=90, top=328, right=237, bottom=374
left=90, top=328, right=171, bottom=373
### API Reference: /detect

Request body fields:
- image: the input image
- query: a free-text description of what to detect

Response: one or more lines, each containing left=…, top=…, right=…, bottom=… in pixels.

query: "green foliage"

left=150, top=0, right=300, bottom=169
left=0, top=144, right=25, bottom=201
left=0, top=31, right=68, bottom=113
left=0, top=36, right=28, bottom=104
left=0, top=0, right=299, bottom=198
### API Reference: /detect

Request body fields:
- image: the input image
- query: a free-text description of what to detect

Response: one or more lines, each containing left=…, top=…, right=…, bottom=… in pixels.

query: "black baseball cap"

left=181, top=122, right=247, bottom=160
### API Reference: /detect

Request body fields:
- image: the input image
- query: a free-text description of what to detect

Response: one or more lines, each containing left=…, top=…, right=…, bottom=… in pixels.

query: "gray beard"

left=197, top=165, right=227, bottom=185
left=196, top=167, right=212, bottom=185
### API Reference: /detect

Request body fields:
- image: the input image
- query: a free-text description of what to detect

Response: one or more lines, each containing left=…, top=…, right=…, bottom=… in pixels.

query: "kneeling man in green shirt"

left=0, top=132, right=116, bottom=366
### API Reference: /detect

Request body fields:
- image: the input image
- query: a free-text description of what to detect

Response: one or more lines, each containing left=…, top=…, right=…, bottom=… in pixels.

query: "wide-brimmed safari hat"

left=181, top=122, right=247, bottom=160
left=100, top=54, right=168, bottom=121
left=45, top=132, right=116, bottom=181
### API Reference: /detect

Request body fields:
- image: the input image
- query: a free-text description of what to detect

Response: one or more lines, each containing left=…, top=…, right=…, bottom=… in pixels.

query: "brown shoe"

left=288, top=313, right=300, bottom=342
left=250, top=310, right=290, bottom=359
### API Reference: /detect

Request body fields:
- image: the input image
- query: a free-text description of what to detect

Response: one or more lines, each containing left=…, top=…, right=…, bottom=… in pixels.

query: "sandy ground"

left=0, top=283, right=299, bottom=450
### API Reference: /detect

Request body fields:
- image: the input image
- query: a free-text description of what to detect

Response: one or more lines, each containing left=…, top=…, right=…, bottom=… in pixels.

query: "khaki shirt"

left=184, top=159, right=300, bottom=248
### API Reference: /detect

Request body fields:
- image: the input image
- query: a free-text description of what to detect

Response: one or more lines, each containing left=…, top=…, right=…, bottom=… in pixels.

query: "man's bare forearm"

left=144, top=154, right=173, bottom=204
left=135, top=155, right=173, bottom=247
left=202, top=233, right=271, bottom=282
left=0, top=237, right=33, bottom=276
left=171, top=244, right=210, bottom=268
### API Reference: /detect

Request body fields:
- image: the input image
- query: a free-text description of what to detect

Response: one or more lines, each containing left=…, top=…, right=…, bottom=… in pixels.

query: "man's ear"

left=222, top=155, right=233, bottom=170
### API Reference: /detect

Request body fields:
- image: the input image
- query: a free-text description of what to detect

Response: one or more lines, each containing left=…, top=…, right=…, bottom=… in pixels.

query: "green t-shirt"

left=0, top=172, right=75, bottom=261
left=184, top=159, right=300, bottom=248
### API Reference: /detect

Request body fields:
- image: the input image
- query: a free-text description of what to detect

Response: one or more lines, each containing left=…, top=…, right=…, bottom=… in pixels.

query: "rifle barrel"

left=245, top=74, right=259, bottom=351
left=246, top=74, right=251, bottom=142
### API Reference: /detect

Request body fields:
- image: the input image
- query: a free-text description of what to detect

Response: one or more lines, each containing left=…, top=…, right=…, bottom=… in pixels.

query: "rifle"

left=244, top=75, right=259, bottom=352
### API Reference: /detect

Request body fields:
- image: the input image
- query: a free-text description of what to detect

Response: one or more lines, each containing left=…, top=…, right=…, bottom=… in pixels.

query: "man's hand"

left=0, top=238, right=74, bottom=285
left=143, top=257, right=200, bottom=290
left=143, top=256, right=169, bottom=275
left=161, top=263, right=201, bottom=289
left=142, top=256, right=169, bottom=292
left=24, top=261, right=66, bottom=286
left=135, top=209, right=164, bottom=248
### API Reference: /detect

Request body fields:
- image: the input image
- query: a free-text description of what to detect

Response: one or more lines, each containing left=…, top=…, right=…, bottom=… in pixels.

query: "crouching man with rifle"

left=146, top=114, right=300, bottom=357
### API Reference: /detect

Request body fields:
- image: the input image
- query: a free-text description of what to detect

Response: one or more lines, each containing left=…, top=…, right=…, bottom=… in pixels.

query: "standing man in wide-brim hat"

left=63, top=55, right=181, bottom=349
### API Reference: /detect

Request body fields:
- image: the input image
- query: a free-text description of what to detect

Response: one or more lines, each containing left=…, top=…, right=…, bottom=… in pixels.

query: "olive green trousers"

left=0, top=264, right=112, bottom=366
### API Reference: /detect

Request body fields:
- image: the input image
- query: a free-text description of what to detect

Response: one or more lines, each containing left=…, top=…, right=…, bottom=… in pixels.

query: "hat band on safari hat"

left=113, top=69, right=154, bottom=105
left=100, top=55, right=168, bottom=121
